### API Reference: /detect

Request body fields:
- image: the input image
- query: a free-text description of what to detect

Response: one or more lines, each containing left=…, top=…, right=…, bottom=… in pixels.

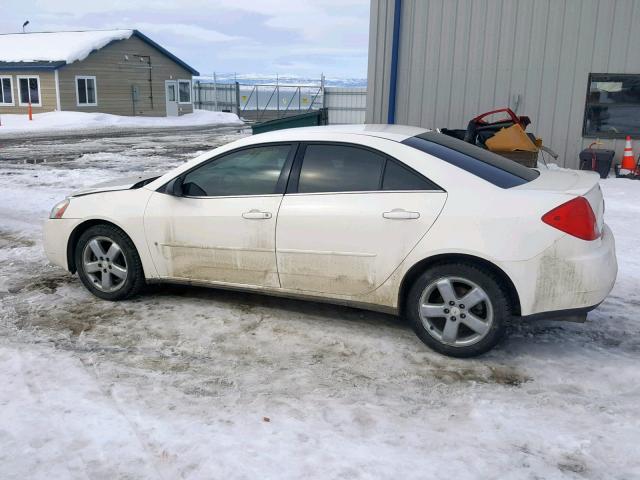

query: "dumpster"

left=251, top=108, right=328, bottom=135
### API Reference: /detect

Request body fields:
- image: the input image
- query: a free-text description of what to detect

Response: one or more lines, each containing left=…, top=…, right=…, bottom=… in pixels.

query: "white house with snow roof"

left=0, top=30, right=199, bottom=117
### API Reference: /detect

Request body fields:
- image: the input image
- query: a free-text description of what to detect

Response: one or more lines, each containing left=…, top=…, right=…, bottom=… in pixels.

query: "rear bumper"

left=502, top=223, right=617, bottom=316
left=520, top=304, right=600, bottom=323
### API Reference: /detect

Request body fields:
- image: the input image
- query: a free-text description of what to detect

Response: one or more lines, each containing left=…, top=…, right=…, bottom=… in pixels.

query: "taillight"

left=541, top=197, right=600, bottom=241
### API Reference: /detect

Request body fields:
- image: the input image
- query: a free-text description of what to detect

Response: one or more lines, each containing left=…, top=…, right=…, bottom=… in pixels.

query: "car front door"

left=275, top=143, right=447, bottom=296
left=144, top=143, right=295, bottom=287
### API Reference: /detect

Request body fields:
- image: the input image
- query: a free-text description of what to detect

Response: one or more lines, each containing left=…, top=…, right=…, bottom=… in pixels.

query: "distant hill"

left=195, top=73, right=367, bottom=88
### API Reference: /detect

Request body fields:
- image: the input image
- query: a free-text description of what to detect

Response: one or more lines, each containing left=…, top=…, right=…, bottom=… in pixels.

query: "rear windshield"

left=402, top=132, right=539, bottom=188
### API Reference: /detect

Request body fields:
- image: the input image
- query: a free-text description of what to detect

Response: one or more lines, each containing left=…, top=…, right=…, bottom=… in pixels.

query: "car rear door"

left=144, top=143, right=295, bottom=287
left=275, top=142, right=447, bottom=296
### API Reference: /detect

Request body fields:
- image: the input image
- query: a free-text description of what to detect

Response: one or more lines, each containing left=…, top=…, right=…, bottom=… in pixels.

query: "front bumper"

left=43, top=218, right=79, bottom=271
left=502, top=224, right=617, bottom=316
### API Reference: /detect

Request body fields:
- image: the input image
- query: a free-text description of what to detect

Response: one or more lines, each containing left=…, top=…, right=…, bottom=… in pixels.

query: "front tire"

left=75, top=224, right=145, bottom=300
left=406, top=262, right=511, bottom=357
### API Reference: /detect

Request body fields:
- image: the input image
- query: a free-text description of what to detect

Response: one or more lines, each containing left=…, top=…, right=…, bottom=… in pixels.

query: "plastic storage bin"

left=579, top=148, right=614, bottom=179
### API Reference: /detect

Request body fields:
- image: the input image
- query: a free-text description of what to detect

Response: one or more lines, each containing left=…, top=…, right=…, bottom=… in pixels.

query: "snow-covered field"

left=0, top=109, right=242, bottom=137
left=1, top=129, right=639, bottom=479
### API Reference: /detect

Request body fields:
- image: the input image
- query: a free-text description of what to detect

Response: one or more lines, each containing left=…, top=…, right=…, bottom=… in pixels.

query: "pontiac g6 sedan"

left=44, top=125, right=617, bottom=357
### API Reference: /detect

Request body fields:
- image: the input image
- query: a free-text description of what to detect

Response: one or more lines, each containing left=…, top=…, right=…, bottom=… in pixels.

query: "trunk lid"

left=515, top=168, right=604, bottom=232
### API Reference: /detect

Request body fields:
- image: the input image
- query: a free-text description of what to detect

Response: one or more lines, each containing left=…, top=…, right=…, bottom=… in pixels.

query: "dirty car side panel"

left=143, top=192, right=283, bottom=287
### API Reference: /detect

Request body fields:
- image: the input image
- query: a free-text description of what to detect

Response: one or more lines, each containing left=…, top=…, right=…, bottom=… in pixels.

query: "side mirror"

left=166, top=176, right=184, bottom=197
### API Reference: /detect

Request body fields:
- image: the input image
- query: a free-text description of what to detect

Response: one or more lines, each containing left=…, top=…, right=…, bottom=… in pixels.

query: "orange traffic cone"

left=621, top=135, right=636, bottom=171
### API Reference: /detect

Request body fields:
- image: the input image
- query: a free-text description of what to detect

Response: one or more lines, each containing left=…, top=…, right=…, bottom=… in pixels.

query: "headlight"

left=49, top=198, right=70, bottom=219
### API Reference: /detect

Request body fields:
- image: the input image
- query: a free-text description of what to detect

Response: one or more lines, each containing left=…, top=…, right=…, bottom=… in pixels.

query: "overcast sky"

left=1, top=0, right=370, bottom=79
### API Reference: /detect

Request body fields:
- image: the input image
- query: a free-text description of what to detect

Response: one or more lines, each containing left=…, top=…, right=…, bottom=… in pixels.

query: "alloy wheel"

left=82, top=236, right=128, bottom=293
left=419, top=276, right=494, bottom=347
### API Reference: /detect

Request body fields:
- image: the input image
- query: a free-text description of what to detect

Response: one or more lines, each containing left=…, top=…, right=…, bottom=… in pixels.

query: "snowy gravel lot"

left=1, top=128, right=639, bottom=479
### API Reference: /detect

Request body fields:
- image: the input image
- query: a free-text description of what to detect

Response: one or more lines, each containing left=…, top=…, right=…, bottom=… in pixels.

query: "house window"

left=17, top=76, right=41, bottom=106
left=178, top=80, right=191, bottom=103
left=76, top=76, right=97, bottom=106
left=167, top=83, right=176, bottom=102
left=584, top=73, right=640, bottom=138
left=0, top=76, right=13, bottom=105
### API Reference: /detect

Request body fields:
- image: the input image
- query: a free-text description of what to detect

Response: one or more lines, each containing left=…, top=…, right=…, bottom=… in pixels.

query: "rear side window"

left=403, top=132, right=539, bottom=188
left=297, top=144, right=385, bottom=193
left=383, top=160, right=439, bottom=190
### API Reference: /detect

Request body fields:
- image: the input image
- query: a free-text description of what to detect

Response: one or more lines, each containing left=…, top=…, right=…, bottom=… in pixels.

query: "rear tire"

left=75, top=224, right=145, bottom=301
left=406, top=262, right=510, bottom=357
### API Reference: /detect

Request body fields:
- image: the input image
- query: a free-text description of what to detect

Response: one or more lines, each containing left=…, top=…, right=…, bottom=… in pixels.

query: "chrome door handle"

left=382, top=209, right=420, bottom=220
left=242, top=209, right=272, bottom=220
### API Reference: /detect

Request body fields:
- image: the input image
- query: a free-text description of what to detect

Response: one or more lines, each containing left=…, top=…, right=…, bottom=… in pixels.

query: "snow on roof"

left=0, top=30, right=134, bottom=64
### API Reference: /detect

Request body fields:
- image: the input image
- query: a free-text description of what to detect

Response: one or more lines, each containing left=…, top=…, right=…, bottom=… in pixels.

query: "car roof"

left=244, top=124, right=430, bottom=144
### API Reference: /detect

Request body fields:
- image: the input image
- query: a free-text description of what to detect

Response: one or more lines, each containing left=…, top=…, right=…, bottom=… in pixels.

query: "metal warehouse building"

left=366, top=0, right=640, bottom=168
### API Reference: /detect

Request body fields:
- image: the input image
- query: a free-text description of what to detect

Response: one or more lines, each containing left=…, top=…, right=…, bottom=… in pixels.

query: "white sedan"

left=44, top=125, right=617, bottom=357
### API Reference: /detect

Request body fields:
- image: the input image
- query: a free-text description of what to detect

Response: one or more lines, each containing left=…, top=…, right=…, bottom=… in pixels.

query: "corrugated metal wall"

left=366, top=0, right=396, bottom=125
left=367, top=0, right=640, bottom=168
left=324, top=87, right=367, bottom=124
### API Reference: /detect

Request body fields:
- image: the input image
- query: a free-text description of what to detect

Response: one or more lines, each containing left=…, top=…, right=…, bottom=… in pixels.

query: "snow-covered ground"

left=0, top=131, right=639, bottom=479
left=0, top=109, right=242, bottom=137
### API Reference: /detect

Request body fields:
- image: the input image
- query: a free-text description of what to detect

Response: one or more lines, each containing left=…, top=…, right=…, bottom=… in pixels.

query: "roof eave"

left=131, top=30, right=200, bottom=76
left=0, top=30, right=199, bottom=76
left=0, top=61, right=65, bottom=71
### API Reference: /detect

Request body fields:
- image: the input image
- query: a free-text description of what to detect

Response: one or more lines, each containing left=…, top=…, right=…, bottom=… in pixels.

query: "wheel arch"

left=398, top=253, right=521, bottom=317
left=66, top=219, right=139, bottom=274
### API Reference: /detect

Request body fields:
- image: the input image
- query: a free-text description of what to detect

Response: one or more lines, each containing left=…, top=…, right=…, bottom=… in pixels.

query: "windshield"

left=402, top=132, right=540, bottom=188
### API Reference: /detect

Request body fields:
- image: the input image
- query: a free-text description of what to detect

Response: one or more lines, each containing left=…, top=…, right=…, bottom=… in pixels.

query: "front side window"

left=297, top=144, right=386, bottom=193
left=181, top=145, right=291, bottom=197
left=0, top=77, right=13, bottom=105
left=178, top=80, right=191, bottom=103
left=584, top=73, right=640, bottom=138
left=403, top=132, right=539, bottom=188
left=76, top=76, right=97, bottom=106
left=18, top=76, right=40, bottom=106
